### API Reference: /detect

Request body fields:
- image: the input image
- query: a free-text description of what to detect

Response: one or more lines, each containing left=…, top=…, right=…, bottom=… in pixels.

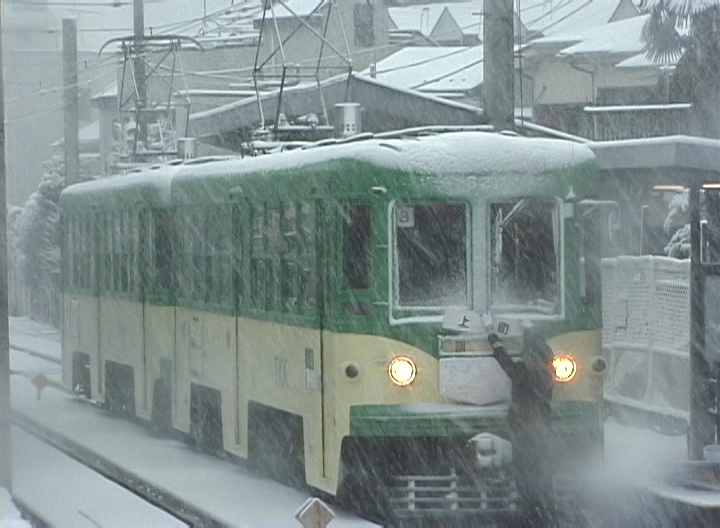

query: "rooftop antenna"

left=253, top=0, right=353, bottom=138
left=99, top=31, right=203, bottom=163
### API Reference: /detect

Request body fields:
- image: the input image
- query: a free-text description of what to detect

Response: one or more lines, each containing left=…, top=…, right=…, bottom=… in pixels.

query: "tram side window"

left=394, top=203, right=467, bottom=308
left=127, top=210, right=140, bottom=293
left=232, top=203, right=244, bottom=305
left=111, top=215, right=119, bottom=291
left=282, top=202, right=300, bottom=312
left=70, top=216, right=78, bottom=288
left=64, top=216, right=72, bottom=288
left=78, top=217, right=85, bottom=289
left=344, top=204, right=371, bottom=290
left=103, top=213, right=112, bottom=291
left=153, top=211, right=172, bottom=291
left=206, top=205, right=232, bottom=304
left=85, top=214, right=97, bottom=290
left=177, top=208, right=195, bottom=299
left=66, top=216, right=75, bottom=289
left=248, top=201, right=317, bottom=313
left=251, top=203, right=268, bottom=309
left=100, top=213, right=109, bottom=291
left=579, top=211, right=601, bottom=305
left=120, top=212, right=128, bottom=292
left=268, top=207, right=281, bottom=308
left=188, top=208, right=206, bottom=299
left=277, top=200, right=316, bottom=313
left=490, top=198, right=559, bottom=313
left=90, top=213, right=99, bottom=289
left=300, top=201, right=316, bottom=309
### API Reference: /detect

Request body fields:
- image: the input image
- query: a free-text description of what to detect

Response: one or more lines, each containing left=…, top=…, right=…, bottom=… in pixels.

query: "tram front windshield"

left=394, top=202, right=468, bottom=309
left=490, top=198, right=560, bottom=314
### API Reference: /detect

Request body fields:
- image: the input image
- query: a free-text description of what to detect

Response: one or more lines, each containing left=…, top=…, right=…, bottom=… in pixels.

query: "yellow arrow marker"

left=32, top=374, right=49, bottom=400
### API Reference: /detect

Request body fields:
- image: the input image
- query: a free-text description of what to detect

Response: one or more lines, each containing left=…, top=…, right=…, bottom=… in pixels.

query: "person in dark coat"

left=488, top=327, right=555, bottom=527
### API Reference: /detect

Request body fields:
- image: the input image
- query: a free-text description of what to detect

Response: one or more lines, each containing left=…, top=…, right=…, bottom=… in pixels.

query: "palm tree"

left=639, top=0, right=720, bottom=137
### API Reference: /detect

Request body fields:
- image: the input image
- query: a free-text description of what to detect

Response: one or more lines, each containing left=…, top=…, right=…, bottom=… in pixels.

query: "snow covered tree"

left=663, top=189, right=690, bottom=258
left=14, top=159, right=66, bottom=291
left=640, top=0, right=720, bottom=137
left=14, top=156, right=101, bottom=292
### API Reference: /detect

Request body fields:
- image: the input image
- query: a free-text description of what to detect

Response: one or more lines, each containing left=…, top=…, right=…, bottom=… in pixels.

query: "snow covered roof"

left=188, top=72, right=486, bottom=139
left=360, top=46, right=483, bottom=95
left=640, top=0, right=720, bottom=16
left=556, top=14, right=650, bottom=59
left=388, top=4, right=448, bottom=37
left=616, top=52, right=677, bottom=70
left=60, top=164, right=180, bottom=206
left=523, top=0, right=639, bottom=47
left=590, top=135, right=720, bottom=176
left=388, top=2, right=523, bottom=42
left=433, top=3, right=484, bottom=40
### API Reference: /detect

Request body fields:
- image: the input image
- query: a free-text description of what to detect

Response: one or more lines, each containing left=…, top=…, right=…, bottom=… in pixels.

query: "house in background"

left=382, top=0, right=684, bottom=141
left=388, top=2, right=485, bottom=46
left=523, top=0, right=686, bottom=140
left=361, top=46, right=484, bottom=103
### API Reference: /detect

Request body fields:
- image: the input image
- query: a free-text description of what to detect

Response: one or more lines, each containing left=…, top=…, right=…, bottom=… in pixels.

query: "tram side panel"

left=237, top=317, right=324, bottom=488
left=143, top=304, right=176, bottom=431
left=98, top=297, right=145, bottom=417
left=174, top=307, right=242, bottom=456
left=62, top=293, right=99, bottom=400
left=61, top=213, right=101, bottom=400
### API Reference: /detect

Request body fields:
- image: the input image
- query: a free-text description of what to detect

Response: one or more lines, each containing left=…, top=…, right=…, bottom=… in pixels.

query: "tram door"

left=320, top=201, right=375, bottom=486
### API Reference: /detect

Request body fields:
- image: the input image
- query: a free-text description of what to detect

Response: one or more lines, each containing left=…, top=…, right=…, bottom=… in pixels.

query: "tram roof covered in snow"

left=59, top=131, right=598, bottom=211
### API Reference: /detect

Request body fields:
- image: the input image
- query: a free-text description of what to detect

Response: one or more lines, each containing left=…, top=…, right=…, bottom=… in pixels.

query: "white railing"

left=602, top=256, right=691, bottom=421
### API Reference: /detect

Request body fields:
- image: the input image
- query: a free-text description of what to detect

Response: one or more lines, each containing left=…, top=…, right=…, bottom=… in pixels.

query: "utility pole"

left=134, top=0, right=147, bottom=156
left=689, top=184, right=719, bottom=459
left=63, top=18, right=79, bottom=186
left=0, top=4, right=12, bottom=492
left=483, top=0, right=515, bottom=131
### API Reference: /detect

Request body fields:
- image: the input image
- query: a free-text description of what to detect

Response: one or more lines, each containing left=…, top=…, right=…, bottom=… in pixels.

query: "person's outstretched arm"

left=488, top=332, right=518, bottom=380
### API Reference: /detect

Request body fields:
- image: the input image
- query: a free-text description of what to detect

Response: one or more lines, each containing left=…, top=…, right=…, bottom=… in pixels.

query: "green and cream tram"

left=60, top=131, right=607, bottom=523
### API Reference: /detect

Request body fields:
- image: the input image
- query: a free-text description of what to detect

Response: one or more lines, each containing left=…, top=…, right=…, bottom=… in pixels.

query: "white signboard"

left=295, top=497, right=334, bottom=528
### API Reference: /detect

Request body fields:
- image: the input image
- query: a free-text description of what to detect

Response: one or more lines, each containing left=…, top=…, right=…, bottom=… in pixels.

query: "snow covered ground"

left=4, top=316, right=720, bottom=526
left=0, top=488, right=31, bottom=528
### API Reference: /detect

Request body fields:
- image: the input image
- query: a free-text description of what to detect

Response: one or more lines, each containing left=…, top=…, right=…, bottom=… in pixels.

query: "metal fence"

left=8, top=265, right=61, bottom=328
left=602, top=256, right=691, bottom=422
left=584, top=103, right=692, bottom=141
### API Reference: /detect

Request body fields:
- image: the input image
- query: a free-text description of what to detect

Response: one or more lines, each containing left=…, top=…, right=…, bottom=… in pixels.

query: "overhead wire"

left=5, top=0, right=585, bottom=112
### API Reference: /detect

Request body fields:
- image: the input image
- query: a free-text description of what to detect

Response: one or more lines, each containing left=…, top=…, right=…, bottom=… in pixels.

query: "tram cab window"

left=344, top=204, right=372, bottom=290
left=490, top=198, right=560, bottom=314
left=394, top=202, right=468, bottom=308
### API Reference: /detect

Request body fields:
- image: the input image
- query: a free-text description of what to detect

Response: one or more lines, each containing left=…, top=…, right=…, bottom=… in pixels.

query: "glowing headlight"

left=552, top=354, right=577, bottom=382
left=388, top=356, right=417, bottom=386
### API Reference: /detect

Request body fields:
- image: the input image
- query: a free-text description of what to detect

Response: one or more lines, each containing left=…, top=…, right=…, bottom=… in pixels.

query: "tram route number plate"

left=295, top=497, right=335, bottom=527
left=442, top=309, right=519, bottom=337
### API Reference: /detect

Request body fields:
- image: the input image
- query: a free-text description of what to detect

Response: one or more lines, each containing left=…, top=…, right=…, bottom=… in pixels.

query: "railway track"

left=12, top=413, right=223, bottom=527
left=10, top=344, right=225, bottom=527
